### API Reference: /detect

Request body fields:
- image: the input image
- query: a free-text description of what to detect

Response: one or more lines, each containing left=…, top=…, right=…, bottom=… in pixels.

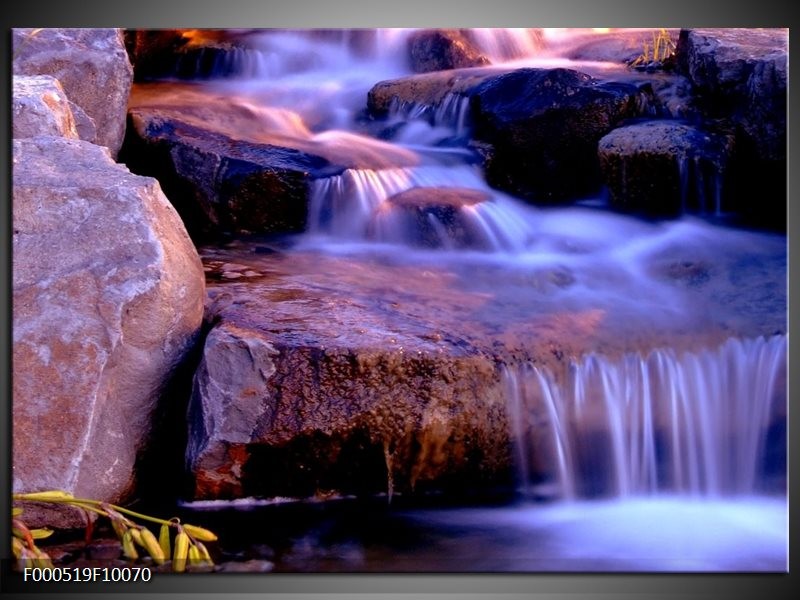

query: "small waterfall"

left=503, top=334, right=787, bottom=499
left=308, top=165, right=535, bottom=251
left=386, top=92, right=473, bottom=139
left=465, top=28, right=545, bottom=62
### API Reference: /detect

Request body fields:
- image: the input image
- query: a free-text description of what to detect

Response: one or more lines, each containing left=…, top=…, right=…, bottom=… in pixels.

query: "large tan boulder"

left=12, top=28, right=133, bottom=156
left=13, top=137, right=205, bottom=524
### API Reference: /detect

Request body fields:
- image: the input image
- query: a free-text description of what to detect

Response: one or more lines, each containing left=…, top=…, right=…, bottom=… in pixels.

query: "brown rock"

left=185, top=222, right=785, bottom=501
left=12, top=75, right=78, bottom=139
left=13, top=137, right=205, bottom=526
left=12, top=28, right=134, bottom=156
left=408, top=29, right=490, bottom=73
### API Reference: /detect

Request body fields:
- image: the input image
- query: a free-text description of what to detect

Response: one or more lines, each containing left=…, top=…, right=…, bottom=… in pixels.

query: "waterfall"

left=503, top=334, right=787, bottom=499
left=308, top=165, right=536, bottom=251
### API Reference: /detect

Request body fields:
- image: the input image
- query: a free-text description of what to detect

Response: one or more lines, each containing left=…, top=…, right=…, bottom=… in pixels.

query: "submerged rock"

left=13, top=137, right=205, bottom=526
left=598, top=120, right=735, bottom=216
left=370, top=187, right=493, bottom=249
left=12, top=28, right=133, bottom=156
left=407, top=29, right=490, bottom=73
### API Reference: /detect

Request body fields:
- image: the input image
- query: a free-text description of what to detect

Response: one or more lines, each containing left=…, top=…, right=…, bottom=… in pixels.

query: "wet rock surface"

left=12, top=28, right=133, bottom=156
left=676, top=28, right=787, bottom=228
left=368, top=67, right=647, bottom=202
left=408, top=29, right=490, bottom=73
left=598, top=120, right=735, bottom=216
left=122, top=84, right=420, bottom=241
left=185, top=226, right=785, bottom=499
left=469, top=68, right=646, bottom=201
left=13, top=137, right=205, bottom=526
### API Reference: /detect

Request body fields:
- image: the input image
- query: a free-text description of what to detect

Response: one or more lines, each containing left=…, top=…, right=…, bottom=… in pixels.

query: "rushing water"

left=503, top=335, right=787, bottom=500
left=163, top=29, right=786, bottom=571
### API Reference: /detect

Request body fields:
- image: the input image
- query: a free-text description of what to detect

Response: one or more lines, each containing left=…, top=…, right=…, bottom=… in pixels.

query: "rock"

left=123, top=106, right=330, bottom=241
left=12, top=28, right=134, bottom=157
left=185, top=218, right=785, bottom=500
left=367, top=69, right=494, bottom=119
left=598, top=120, right=735, bottom=216
left=676, top=28, right=787, bottom=228
left=13, top=137, right=205, bottom=526
left=122, top=84, right=419, bottom=241
left=368, top=67, right=647, bottom=201
left=369, top=187, right=493, bottom=248
left=469, top=68, right=646, bottom=201
left=408, top=29, right=490, bottom=73
left=125, top=29, right=256, bottom=80
left=12, top=76, right=78, bottom=139
left=676, top=28, right=787, bottom=161
left=187, top=320, right=509, bottom=500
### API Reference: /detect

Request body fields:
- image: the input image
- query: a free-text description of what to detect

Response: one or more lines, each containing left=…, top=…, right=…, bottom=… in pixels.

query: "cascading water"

left=159, top=28, right=786, bottom=571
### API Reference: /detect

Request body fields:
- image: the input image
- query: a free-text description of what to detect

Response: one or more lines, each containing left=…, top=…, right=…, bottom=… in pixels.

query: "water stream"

left=160, top=28, right=786, bottom=571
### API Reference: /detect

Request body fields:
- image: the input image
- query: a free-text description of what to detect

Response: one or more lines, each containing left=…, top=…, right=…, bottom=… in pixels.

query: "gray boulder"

left=13, top=28, right=134, bottom=156
left=13, top=137, right=205, bottom=526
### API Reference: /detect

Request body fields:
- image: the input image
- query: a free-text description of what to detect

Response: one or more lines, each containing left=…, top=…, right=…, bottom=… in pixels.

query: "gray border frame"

left=2, top=0, right=794, bottom=597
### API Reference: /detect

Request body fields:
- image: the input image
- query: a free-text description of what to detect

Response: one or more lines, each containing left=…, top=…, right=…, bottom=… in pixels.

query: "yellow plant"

left=12, top=490, right=217, bottom=572
left=630, top=29, right=677, bottom=67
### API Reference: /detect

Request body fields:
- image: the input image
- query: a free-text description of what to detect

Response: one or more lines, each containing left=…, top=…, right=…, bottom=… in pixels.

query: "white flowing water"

left=178, top=29, right=786, bottom=571
left=503, top=334, right=787, bottom=499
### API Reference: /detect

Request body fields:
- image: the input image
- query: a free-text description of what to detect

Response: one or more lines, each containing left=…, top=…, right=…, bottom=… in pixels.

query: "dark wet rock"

left=598, top=120, right=735, bottom=217
left=676, top=28, right=787, bottom=228
left=370, top=187, right=492, bottom=249
left=125, top=29, right=255, bottom=80
left=369, top=67, right=647, bottom=202
left=12, top=76, right=79, bottom=139
left=12, top=28, right=133, bottom=156
left=408, top=29, right=490, bottom=73
left=123, top=107, right=330, bottom=241
left=676, top=28, right=786, bottom=159
left=469, top=68, right=646, bottom=201
left=13, top=137, right=205, bottom=527
left=122, top=84, right=420, bottom=241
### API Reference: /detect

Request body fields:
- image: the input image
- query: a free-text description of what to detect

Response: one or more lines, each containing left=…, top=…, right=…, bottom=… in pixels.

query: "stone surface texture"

left=13, top=28, right=134, bottom=156
left=13, top=136, right=205, bottom=525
